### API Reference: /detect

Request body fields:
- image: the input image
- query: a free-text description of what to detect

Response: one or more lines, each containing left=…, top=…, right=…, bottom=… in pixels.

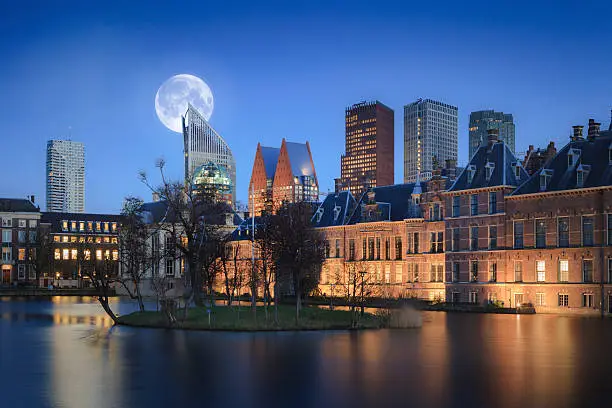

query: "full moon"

left=155, top=74, right=214, bottom=133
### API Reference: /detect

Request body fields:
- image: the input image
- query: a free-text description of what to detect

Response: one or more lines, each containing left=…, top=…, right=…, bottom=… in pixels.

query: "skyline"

left=2, top=1, right=612, bottom=213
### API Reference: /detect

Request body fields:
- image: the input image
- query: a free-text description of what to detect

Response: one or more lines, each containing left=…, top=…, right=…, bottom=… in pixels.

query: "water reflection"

left=1, top=297, right=611, bottom=408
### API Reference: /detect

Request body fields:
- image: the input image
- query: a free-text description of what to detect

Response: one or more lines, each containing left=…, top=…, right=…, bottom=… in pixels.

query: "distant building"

left=404, top=99, right=458, bottom=183
left=46, top=140, right=85, bottom=213
left=192, top=161, right=234, bottom=206
left=248, top=139, right=318, bottom=215
left=41, top=212, right=121, bottom=288
left=523, top=141, right=557, bottom=175
left=339, top=101, right=394, bottom=197
left=0, top=198, right=40, bottom=285
left=182, top=103, right=236, bottom=207
left=469, top=110, right=515, bottom=158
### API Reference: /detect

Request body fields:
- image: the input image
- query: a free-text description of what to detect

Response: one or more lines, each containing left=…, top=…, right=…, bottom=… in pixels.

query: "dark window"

left=583, top=216, right=594, bottom=246
left=489, top=226, right=497, bottom=249
left=437, top=231, right=444, bottom=253
left=362, top=238, right=366, bottom=260
left=413, top=264, right=419, bottom=282
left=558, top=217, right=569, bottom=247
left=376, top=238, right=380, bottom=260
left=325, top=241, right=330, bottom=258
left=430, top=264, right=443, bottom=282
left=514, top=261, right=523, bottom=282
left=514, top=221, right=524, bottom=249
left=535, top=219, right=546, bottom=248
left=395, top=237, right=403, bottom=260
left=489, top=262, right=497, bottom=282
left=452, top=227, right=460, bottom=251
left=607, top=214, right=612, bottom=245
left=488, top=192, right=497, bottom=214
left=558, top=294, right=569, bottom=307
left=368, top=238, right=374, bottom=260
left=470, top=260, right=478, bottom=282
left=385, top=238, right=390, bottom=260
left=470, top=226, right=478, bottom=250
left=470, top=195, right=478, bottom=216
left=432, top=203, right=441, bottom=221
left=452, top=262, right=460, bottom=282
left=452, top=196, right=460, bottom=217
left=348, top=239, right=355, bottom=261
left=335, top=239, right=340, bottom=258
left=582, top=293, right=594, bottom=308
left=583, top=259, right=593, bottom=283
left=413, top=233, right=419, bottom=254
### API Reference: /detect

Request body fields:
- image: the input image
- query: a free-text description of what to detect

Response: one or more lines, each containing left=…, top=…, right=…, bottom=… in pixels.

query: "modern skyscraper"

left=404, top=99, right=458, bottom=183
left=182, top=103, right=236, bottom=207
left=46, top=140, right=85, bottom=213
left=469, top=110, right=515, bottom=158
left=340, top=101, right=394, bottom=197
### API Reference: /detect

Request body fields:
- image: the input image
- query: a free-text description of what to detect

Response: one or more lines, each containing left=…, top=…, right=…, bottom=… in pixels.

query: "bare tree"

left=271, top=201, right=325, bottom=322
left=31, top=225, right=53, bottom=287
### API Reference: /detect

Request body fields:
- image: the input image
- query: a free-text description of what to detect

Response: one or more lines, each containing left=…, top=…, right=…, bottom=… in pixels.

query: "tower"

left=469, top=110, right=515, bottom=158
left=46, top=139, right=85, bottom=213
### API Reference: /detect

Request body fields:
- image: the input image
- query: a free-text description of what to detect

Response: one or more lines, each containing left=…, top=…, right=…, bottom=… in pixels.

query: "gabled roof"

left=285, top=141, right=315, bottom=177
left=449, top=141, right=528, bottom=192
left=0, top=198, right=39, bottom=213
left=260, top=146, right=281, bottom=179
left=347, top=183, right=424, bottom=225
left=512, top=130, right=612, bottom=195
left=311, top=191, right=357, bottom=228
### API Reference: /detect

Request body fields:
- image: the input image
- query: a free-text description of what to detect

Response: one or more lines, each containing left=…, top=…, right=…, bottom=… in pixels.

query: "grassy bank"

left=117, top=304, right=384, bottom=331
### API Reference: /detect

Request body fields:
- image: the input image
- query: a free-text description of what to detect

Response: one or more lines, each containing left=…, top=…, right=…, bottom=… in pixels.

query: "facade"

left=468, top=110, right=516, bottom=158
left=192, top=161, right=234, bottom=206
left=404, top=99, right=458, bottom=183
left=523, top=142, right=557, bottom=175
left=248, top=139, right=318, bottom=215
left=46, top=139, right=85, bottom=213
left=41, top=212, right=121, bottom=288
left=182, top=103, right=236, bottom=207
left=339, top=101, right=394, bottom=197
left=0, top=198, right=41, bottom=285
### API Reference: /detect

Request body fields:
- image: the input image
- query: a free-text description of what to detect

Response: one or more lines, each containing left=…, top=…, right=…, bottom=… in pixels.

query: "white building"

left=182, top=104, right=236, bottom=207
left=46, top=140, right=85, bottom=213
left=404, top=99, right=458, bottom=183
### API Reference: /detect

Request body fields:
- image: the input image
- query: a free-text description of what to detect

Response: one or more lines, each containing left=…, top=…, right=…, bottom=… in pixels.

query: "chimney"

left=587, top=118, right=601, bottom=141
left=487, top=128, right=499, bottom=148
left=152, top=192, right=160, bottom=202
left=609, top=109, right=612, bottom=131
left=29, top=195, right=35, bottom=204
left=572, top=125, right=584, bottom=141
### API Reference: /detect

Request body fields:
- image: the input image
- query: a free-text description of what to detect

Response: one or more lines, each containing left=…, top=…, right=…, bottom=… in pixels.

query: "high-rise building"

left=248, top=139, right=318, bottom=215
left=469, top=110, right=515, bottom=158
left=46, top=140, right=85, bottom=213
left=404, top=99, right=458, bottom=183
left=182, top=103, right=236, bottom=207
left=340, top=101, right=394, bottom=197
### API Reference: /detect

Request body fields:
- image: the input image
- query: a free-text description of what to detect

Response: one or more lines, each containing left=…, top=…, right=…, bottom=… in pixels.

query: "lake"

left=1, top=296, right=611, bottom=408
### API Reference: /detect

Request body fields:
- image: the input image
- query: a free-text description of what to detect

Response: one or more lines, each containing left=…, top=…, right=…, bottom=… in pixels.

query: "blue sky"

left=2, top=0, right=611, bottom=213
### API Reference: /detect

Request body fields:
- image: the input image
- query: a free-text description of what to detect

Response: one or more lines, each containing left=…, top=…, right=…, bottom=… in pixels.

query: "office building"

left=339, top=101, right=394, bottom=197
left=182, top=103, right=236, bottom=207
left=469, top=110, right=515, bottom=158
left=404, top=99, right=458, bottom=183
left=46, top=140, right=85, bottom=213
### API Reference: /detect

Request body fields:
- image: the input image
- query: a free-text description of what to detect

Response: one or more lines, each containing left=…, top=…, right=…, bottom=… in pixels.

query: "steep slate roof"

left=512, top=130, right=612, bottom=195
left=347, top=183, right=424, bottom=225
left=448, top=141, right=528, bottom=192
left=311, top=191, right=358, bottom=228
left=285, top=141, right=315, bottom=177
left=139, top=200, right=243, bottom=226
left=0, top=198, right=39, bottom=212
left=260, top=146, right=281, bottom=179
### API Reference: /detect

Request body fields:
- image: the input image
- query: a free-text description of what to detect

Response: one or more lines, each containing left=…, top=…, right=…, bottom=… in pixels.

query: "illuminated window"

left=112, top=250, right=118, bottom=261
left=536, top=260, right=546, bottom=282
left=71, top=249, right=77, bottom=260
left=62, top=249, right=69, bottom=260
left=558, top=260, right=569, bottom=282
left=84, top=250, right=91, bottom=260
left=54, top=236, right=60, bottom=242
left=79, top=222, right=85, bottom=231
left=54, top=249, right=61, bottom=260
left=18, top=248, right=26, bottom=260
left=105, top=250, right=110, bottom=260
left=62, top=221, right=68, bottom=231
left=96, top=250, right=102, bottom=260
left=71, top=221, right=77, bottom=231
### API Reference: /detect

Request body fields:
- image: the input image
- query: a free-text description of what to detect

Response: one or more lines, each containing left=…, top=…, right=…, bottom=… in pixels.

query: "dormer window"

left=314, top=207, right=324, bottom=223
left=333, top=205, right=341, bottom=222
left=568, top=148, right=581, bottom=167
left=608, top=143, right=612, bottom=165
left=512, top=162, right=522, bottom=179
left=576, top=164, right=591, bottom=188
left=466, top=165, right=476, bottom=184
left=485, top=162, right=495, bottom=181
left=540, top=169, right=553, bottom=191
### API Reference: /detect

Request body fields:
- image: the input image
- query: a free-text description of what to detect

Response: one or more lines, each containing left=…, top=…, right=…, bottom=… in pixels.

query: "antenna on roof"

left=67, top=126, right=72, bottom=141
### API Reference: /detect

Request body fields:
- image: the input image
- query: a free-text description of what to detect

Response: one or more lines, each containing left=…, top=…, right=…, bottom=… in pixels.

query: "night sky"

left=2, top=0, right=611, bottom=213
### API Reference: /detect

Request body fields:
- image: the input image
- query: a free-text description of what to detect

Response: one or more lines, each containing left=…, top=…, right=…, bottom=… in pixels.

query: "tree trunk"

left=134, top=281, right=145, bottom=312
left=98, top=296, right=118, bottom=324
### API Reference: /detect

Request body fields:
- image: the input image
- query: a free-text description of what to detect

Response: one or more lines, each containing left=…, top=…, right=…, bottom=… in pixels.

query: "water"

left=1, top=297, right=611, bottom=408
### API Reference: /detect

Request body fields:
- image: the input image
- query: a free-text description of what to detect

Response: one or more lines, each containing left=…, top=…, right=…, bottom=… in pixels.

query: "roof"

left=311, top=191, right=358, bottom=228
left=260, top=146, right=280, bottom=179
left=285, top=141, right=315, bottom=177
left=512, top=130, right=612, bottom=195
left=347, top=183, right=424, bottom=224
left=41, top=212, right=122, bottom=232
left=0, top=198, right=39, bottom=213
left=139, top=200, right=244, bottom=226
left=449, top=140, right=528, bottom=192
